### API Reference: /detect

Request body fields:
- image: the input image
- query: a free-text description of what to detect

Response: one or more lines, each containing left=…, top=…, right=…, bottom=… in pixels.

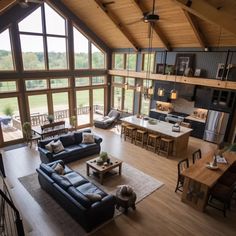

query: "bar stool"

left=120, top=122, right=128, bottom=138
left=124, top=126, right=137, bottom=143
left=135, top=129, right=147, bottom=148
left=159, top=137, right=174, bottom=157
left=146, top=133, right=161, bottom=152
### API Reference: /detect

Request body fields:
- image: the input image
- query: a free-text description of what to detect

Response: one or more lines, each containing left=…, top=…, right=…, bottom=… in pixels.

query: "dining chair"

left=207, top=182, right=235, bottom=217
left=192, top=149, right=202, bottom=164
left=175, top=158, right=189, bottom=193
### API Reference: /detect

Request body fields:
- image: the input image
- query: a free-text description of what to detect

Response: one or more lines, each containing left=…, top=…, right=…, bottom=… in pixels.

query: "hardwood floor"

left=1, top=127, right=236, bottom=236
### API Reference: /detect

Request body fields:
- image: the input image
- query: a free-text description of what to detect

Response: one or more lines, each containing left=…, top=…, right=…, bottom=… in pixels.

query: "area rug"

left=18, top=161, right=164, bottom=235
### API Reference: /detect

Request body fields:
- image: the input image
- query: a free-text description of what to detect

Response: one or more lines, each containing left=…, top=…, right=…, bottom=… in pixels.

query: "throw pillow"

left=82, top=133, right=95, bottom=144
left=52, top=163, right=65, bottom=175
left=51, top=140, right=64, bottom=154
left=84, top=193, right=102, bottom=202
left=45, top=140, right=54, bottom=153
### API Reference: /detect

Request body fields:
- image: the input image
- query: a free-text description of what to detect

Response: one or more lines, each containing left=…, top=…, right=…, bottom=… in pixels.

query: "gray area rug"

left=18, top=160, right=164, bottom=236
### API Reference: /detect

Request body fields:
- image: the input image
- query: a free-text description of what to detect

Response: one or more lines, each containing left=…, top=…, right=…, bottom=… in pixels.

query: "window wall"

left=113, top=53, right=137, bottom=70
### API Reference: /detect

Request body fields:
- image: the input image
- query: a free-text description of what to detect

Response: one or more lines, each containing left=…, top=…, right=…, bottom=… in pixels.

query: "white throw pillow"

left=82, top=133, right=95, bottom=144
left=84, top=193, right=102, bottom=202
left=45, top=140, right=54, bottom=153
left=51, top=140, right=64, bottom=153
left=52, top=163, right=65, bottom=175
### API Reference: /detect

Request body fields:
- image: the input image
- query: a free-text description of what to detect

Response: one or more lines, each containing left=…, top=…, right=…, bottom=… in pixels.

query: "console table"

left=181, top=151, right=236, bottom=211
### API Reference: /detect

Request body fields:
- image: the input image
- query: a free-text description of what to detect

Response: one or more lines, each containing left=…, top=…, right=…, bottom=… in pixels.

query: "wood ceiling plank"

left=175, top=0, right=236, bottom=35
left=93, top=0, right=140, bottom=51
left=132, top=0, right=171, bottom=50
left=182, top=10, right=207, bottom=49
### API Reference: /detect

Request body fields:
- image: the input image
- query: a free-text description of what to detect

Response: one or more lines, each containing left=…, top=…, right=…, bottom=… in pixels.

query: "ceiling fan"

left=18, top=0, right=43, bottom=8
left=127, top=0, right=160, bottom=26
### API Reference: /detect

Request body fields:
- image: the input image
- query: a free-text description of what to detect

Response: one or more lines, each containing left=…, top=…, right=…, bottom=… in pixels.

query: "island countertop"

left=121, top=115, right=192, bottom=139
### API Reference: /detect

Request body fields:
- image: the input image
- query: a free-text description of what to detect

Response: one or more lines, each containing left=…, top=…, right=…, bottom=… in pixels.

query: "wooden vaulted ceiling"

left=1, top=0, right=236, bottom=50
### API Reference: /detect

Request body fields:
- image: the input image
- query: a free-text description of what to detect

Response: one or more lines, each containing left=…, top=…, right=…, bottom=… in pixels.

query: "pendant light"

left=170, top=70, right=178, bottom=100
left=157, top=87, right=165, bottom=97
left=124, top=48, right=131, bottom=90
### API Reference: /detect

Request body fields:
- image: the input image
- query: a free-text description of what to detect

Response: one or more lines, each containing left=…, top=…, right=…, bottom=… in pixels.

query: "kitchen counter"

left=185, top=115, right=206, bottom=123
left=150, top=109, right=170, bottom=115
left=121, top=116, right=192, bottom=157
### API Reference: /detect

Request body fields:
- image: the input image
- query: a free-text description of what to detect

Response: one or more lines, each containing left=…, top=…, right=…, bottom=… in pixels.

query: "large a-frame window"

left=0, top=29, right=15, bottom=71
left=18, top=3, right=68, bottom=71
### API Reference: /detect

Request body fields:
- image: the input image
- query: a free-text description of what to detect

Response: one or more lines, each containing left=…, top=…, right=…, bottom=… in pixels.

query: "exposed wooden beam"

left=0, top=0, right=15, bottom=15
left=175, top=0, right=236, bottom=35
left=94, top=0, right=140, bottom=51
left=182, top=10, right=207, bottom=49
left=132, top=0, right=171, bottom=51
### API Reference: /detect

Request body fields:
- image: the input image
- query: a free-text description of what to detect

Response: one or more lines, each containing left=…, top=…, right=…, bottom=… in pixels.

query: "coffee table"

left=86, top=156, right=122, bottom=184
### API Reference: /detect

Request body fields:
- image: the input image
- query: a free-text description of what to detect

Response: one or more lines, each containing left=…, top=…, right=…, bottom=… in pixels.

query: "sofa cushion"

left=52, top=150, right=68, bottom=160
left=82, top=133, right=95, bottom=144
left=52, top=140, right=64, bottom=154
left=79, top=143, right=97, bottom=149
left=68, top=186, right=92, bottom=208
left=76, top=182, right=107, bottom=198
left=60, top=134, right=76, bottom=147
left=51, top=173, right=73, bottom=190
left=64, top=145, right=84, bottom=155
left=39, top=137, right=58, bottom=149
left=64, top=172, right=88, bottom=186
left=74, top=129, right=91, bottom=144
left=40, top=163, right=56, bottom=176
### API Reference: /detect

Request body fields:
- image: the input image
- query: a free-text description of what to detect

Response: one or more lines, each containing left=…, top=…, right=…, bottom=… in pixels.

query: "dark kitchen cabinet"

left=149, top=111, right=167, bottom=121
left=185, top=118, right=206, bottom=139
left=210, top=89, right=236, bottom=112
left=175, top=83, right=195, bottom=101
left=194, top=87, right=211, bottom=109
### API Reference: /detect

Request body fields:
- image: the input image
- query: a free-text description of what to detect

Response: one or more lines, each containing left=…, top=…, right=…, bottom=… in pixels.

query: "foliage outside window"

left=0, top=81, right=17, bottom=92
left=50, top=78, right=68, bottom=88
left=92, top=76, right=105, bottom=85
left=113, top=87, right=122, bottom=110
left=92, top=43, right=105, bottom=69
left=143, top=79, right=153, bottom=88
left=73, top=27, right=89, bottom=69
left=75, top=77, right=90, bottom=87
left=114, top=54, right=124, bottom=69
left=143, top=53, right=155, bottom=72
left=0, top=29, right=14, bottom=71
left=124, top=89, right=134, bottom=113
left=126, top=53, right=137, bottom=70
left=25, top=80, right=47, bottom=91
left=140, top=94, right=150, bottom=115
left=126, top=77, right=135, bottom=86
left=113, top=76, right=124, bottom=84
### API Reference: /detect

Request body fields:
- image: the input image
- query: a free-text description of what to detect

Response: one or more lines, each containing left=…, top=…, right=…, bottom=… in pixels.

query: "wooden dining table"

left=181, top=151, right=236, bottom=211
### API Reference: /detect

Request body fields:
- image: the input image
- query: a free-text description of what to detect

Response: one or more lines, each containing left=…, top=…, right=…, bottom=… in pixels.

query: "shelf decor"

left=175, top=54, right=195, bottom=76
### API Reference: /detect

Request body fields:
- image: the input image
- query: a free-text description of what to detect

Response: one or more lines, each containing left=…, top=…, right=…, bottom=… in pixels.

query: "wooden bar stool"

left=146, top=133, right=161, bottom=152
left=159, top=137, right=174, bottom=157
left=135, top=129, right=147, bottom=148
left=124, top=126, right=137, bottom=143
left=120, top=122, right=128, bottom=138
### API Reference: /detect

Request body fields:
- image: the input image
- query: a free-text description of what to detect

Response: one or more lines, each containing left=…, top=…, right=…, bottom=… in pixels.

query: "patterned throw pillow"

left=52, top=163, right=65, bottom=175
left=82, top=133, right=95, bottom=144
left=51, top=140, right=64, bottom=153
left=45, top=140, right=54, bottom=153
left=84, top=193, right=102, bottom=202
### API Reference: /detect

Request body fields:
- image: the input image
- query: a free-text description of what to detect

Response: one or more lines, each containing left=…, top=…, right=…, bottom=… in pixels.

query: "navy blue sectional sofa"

left=36, top=160, right=116, bottom=232
left=38, top=129, right=102, bottom=163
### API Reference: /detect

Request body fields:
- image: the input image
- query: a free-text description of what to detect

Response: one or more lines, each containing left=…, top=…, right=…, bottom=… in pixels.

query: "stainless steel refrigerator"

left=203, top=110, right=229, bottom=144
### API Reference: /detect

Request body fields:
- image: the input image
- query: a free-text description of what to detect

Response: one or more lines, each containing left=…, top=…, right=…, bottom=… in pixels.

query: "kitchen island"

left=121, top=116, right=192, bottom=157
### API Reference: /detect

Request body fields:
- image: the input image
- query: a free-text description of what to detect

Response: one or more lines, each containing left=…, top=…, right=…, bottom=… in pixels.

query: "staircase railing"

left=0, top=155, right=25, bottom=236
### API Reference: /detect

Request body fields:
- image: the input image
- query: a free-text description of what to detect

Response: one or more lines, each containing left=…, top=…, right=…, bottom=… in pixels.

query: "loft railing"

left=0, top=154, right=25, bottom=236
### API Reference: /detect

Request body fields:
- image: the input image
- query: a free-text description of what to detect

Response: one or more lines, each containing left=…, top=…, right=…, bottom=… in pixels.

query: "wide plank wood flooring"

left=1, top=127, right=236, bottom=236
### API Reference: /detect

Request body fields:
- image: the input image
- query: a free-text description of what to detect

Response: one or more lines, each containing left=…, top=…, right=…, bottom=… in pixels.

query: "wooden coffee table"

left=86, top=156, right=122, bottom=184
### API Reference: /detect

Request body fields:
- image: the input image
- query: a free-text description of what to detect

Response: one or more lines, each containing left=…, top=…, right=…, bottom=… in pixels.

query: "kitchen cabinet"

left=175, top=83, right=195, bottom=101
left=194, top=87, right=211, bottom=109
left=185, top=118, right=206, bottom=139
left=149, top=111, right=167, bottom=121
left=210, top=89, right=236, bottom=112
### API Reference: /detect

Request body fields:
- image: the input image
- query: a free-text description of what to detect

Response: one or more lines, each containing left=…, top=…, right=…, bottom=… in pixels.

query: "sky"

left=0, top=3, right=98, bottom=53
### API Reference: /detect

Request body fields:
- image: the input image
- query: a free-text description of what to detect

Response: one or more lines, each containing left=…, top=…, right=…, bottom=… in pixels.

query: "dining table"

left=181, top=151, right=236, bottom=211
